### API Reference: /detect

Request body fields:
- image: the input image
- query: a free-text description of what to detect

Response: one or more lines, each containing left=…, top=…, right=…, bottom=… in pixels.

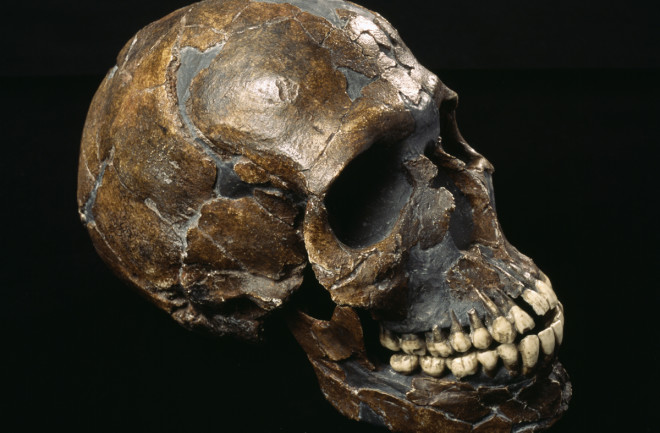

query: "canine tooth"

left=522, top=289, right=550, bottom=316
left=509, top=305, right=536, bottom=334
left=425, top=327, right=454, bottom=357
left=551, top=319, right=564, bottom=345
left=401, top=333, right=426, bottom=355
left=490, top=316, right=516, bottom=344
left=535, top=279, right=559, bottom=309
left=379, top=326, right=400, bottom=351
left=477, top=350, right=499, bottom=373
left=538, top=327, right=556, bottom=355
left=497, top=343, right=519, bottom=371
left=447, top=353, right=479, bottom=379
left=468, top=309, right=492, bottom=349
left=390, top=354, right=419, bottom=374
left=519, top=335, right=540, bottom=374
left=420, top=356, right=446, bottom=377
left=449, top=311, right=472, bottom=353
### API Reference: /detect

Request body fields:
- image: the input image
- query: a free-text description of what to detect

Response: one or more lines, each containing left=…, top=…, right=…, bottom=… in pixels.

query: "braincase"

left=187, top=17, right=352, bottom=170
left=179, top=0, right=419, bottom=194
left=77, top=0, right=427, bottom=339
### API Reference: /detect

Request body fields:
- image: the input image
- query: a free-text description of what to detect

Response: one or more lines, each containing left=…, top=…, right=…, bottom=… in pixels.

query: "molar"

left=401, top=333, right=426, bottom=355
left=447, top=353, right=479, bottom=379
left=379, top=326, right=401, bottom=351
left=425, top=326, right=453, bottom=357
left=420, top=356, right=446, bottom=377
left=390, top=354, right=419, bottom=374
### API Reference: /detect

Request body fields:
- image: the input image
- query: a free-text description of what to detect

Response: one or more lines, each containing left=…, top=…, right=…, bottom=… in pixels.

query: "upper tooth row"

left=381, top=306, right=562, bottom=356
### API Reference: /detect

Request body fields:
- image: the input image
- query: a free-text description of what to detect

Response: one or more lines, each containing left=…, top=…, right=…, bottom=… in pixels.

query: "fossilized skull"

left=77, top=0, right=570, bottom=431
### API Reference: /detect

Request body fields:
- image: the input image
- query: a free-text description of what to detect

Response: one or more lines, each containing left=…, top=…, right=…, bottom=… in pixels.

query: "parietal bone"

left=77, top=0, right=571, bottom=431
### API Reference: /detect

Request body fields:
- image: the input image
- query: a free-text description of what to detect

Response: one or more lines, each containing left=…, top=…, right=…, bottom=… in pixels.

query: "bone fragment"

left=489, top=316, right=516, bottom=344
left=420, top=356, right=445, bottom=377
left=390, top=354, right=419, bottom=374
left=538, top=327, right=556, bottom=355
left=425, top=326, right=453, bottom=357
left=522, top=289, right=550, bottom=316
left=509, top=305, right=536, bottom=334
left=449, top=311, right=472, bottom=353
left=447, top=353, right=479, bottom=379
left=535, top=278, right=559, bottom=309
left=468, top=309, right=492, bottom=349
left=477, top=350, right=499, bottom=373
left=519, top=335, right=540, bottom=374
left=379, top=326, right=400, bottom=351
left=497, top=343, right=519, bottom=371
left=401, top=333, right=426, bottom=355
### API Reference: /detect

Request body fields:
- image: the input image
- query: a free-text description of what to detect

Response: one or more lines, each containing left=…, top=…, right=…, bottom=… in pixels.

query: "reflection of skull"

left=77, top=0, right=570, bottom=431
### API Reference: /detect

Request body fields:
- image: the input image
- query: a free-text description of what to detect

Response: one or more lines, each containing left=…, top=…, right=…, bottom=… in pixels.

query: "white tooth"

left=490, top=316, right=516, bottom=344
left=551, top=319, right=564, bottom=345
left=538, top=327, right=556, bottom=355
left=535, top=279, right=559, bottom=309
left=401, top=333, right=426, bottom=355
left=379, top=326, right=400, bottom=351
left=390, top=354, right=419, bottom=374
left=497, top=343, right=519, bottom=371
left=477, top=350, right=499, bottom=372
left=522, top=289, right=550, bottom=316
left=468, top=309, right=492, bottom=349
left=425, top=327, right=454, bottom=357
left=447, top=353, right=479, bottom=379
left=519, top=335, right=540, bottom=374
left=449, top=311, right=472, bottom=353
left=420, top=356, right=446, bottom=377
left=509, top=305, right=536, bottom=334
left=471, top=328, right=492, bottom=350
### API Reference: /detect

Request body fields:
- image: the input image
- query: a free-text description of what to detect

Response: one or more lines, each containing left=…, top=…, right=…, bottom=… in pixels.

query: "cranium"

left=77, top=0, right=571, bottom=431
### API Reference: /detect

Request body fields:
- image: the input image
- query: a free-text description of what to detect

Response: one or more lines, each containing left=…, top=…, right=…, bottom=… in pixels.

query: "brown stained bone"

left=78, top=0, right=570, bottom=431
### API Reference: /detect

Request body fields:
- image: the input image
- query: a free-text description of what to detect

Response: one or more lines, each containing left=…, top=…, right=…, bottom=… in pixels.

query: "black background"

left=3, top=1, right=658, bottom=432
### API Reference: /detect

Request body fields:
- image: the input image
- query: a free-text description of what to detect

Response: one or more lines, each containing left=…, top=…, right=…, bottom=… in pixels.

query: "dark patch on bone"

left=324, top=140, right=412, bottom=248
left=215, top=157, right=253, bottom=198
left=428, top=155, right=475, bottom=250
left=257, top=0, right=373, bottom=28
left=359, top=402, right=387, bottom=427
left=385, top=236, right=489, bottom=331
left=337, top=66, right=376, bottom=101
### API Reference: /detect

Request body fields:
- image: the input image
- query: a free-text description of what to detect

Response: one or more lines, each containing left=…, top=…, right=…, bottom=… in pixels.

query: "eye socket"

left=324, top=141, right=412, bottom=248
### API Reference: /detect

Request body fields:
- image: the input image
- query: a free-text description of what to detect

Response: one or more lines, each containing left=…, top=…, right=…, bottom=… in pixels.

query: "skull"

left=77, top=0, right=570, bottom=431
